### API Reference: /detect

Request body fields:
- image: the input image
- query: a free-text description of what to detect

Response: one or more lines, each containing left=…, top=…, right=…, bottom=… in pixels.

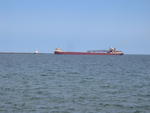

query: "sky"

left=0, top=0, right=150, bottom=54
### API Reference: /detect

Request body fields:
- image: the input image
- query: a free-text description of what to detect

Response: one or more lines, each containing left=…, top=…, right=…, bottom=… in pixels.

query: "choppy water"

left=0, top=54, right=150, bottom=113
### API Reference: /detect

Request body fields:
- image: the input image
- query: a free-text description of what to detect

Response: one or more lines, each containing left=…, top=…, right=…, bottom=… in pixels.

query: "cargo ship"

left=54, top=48, right=124, bottom=55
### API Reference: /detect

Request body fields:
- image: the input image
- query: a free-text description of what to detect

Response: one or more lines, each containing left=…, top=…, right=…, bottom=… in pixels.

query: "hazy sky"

left=0, top=0, right=150, bottom=54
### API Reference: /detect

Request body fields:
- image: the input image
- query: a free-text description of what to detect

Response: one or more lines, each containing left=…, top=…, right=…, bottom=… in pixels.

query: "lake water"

left=0, top=54, right=150, bottom=113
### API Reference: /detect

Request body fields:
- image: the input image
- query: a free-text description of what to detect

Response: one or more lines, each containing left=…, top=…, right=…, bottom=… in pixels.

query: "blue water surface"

left=0, top=54, right=150, bottom=113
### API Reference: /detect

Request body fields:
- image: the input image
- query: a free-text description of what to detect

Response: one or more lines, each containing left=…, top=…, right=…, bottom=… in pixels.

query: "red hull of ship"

left=55, top=51, right=123, bottom=55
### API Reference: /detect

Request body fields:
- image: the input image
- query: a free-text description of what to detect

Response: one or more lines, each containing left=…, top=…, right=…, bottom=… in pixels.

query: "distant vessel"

left=34, top=50, right=39, bottom=54
left=54, top=48, right=124, bottom=55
